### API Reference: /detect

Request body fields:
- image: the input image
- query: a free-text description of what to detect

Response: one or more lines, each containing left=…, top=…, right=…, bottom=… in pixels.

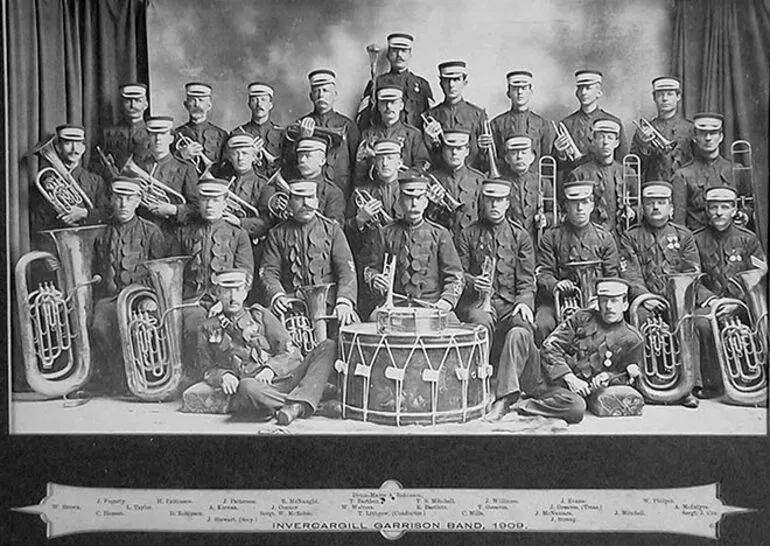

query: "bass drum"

left=336, top=322, right=491, bottom=426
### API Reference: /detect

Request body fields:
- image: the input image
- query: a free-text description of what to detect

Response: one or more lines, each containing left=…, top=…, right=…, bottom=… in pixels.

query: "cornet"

left=536, top=155, right=559, bottom=242
left=421, top=113, right=443, bottom=142
left=31, top=135, right=94, bottom=217
left=354, top=189, right=393, bottom=228
left=551, top=121, right=583, bottom=162
left=175, top=134, right=214, bottom=176
left=633, top=118, right=675, bottom=152
left=120, top=156, right=187, bottom=209
left=425, top=172, right=462, bottom=212
left=482, top=112, right=501, bottom=179
left=477, top=256, right=497, bottom=314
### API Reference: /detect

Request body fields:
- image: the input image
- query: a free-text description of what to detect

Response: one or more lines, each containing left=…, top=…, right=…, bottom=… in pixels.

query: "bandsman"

left=173, top=83, right=229, bottom=174
left=290, top=136, right=346, bottom=225
left=230, top=82, right=284, bottom=178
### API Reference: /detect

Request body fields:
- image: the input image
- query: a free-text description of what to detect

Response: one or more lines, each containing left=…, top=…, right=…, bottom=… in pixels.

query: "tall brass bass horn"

left=117, top=256, right=191, bottom=401
left=277, top=283, right=337, bottom=356
left=31, top=136, right=94, bottom=217
left=553, top=259, right=602, bottom=323
left=628, top=272, right=700, bottom=403
left=15, top=225, right=105, bottom=397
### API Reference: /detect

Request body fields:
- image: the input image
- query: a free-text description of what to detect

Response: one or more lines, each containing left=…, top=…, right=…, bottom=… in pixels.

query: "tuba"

left=15, top=225, right=105, bottom=398
left=551, top=121, right=583, bottom=162
left=705, top=268, right=768, bottom=406
left=278, top=283, right=336, bottom=356
left=120, top=156, right=187, bottom=209
left=536, top=155, right=559, bottom=243
left=619, top=153, right=642, bottom=232
left=628, top=272, right=700, bottom=404
left=730, top=140, right=755, bottom=228
left=482, top=112, right=501, bottom=179
left=175, top=134, right=214, bottom=176
left=632, top=118, right=675, bottom=152
left=554, top=259, right=602, bottom=323
left=117, top=256, right=191, bottom=401
left=31, top=136, right=94, bottom=217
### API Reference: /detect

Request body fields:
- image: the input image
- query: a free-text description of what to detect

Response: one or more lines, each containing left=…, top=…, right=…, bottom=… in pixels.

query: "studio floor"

left=10, top=394, right=767, bottom=436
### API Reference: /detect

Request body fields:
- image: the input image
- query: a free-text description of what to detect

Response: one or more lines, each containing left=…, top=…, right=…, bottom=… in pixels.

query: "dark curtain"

left=8, top=0, right=149, bottom=389
left=672, top=0, right=770, bottom=248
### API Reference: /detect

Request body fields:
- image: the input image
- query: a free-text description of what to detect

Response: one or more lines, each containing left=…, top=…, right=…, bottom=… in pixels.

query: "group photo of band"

left=7, top=0, right=768, bottom=435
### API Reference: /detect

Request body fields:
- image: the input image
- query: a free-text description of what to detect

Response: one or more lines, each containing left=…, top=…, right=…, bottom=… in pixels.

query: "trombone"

left=175, top=134, right=214, bottom=176
left=620, top=153, right=642, bottom=232
left=632, top=118, right=675, bottom=152
left=536, top=155, right=559, bottom=242
left=731, top=140, right=755, bottom=228
left=551, top=121, right=583, bottom=162
left=224, top=177, right=259, bottom=219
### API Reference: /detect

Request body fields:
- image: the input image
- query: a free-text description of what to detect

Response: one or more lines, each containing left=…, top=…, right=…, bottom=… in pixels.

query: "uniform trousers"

left=693, top=306, right=724, bottom=390
left=90, top=296, right=124, bottom=392
left=534, top=304, right=558, bottom=346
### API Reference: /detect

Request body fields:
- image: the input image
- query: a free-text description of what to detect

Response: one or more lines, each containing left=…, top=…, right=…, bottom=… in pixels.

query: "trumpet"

left=175, top=134, right=214, bottom=176
left=551, top=121, right=583, bottom=162
left=120, top=156, right=187, bottom=209
left=482, top=112, right=501, bottom=179
left=354, top=188, right=393, bottom=228
left=633, top=118, right=675, bottom=152
left=425, top=172, right=462, bottom=212
left=477, top=256, right=497, bottom=314
left=224, top=177, right=259, bottom=219
left=31, top=135, right=94, bottom=217
left=619, top=153, right=642, bottom=232
left=730, top=140, right=755, bottom=228
left=536, top=155, right=559, bottom=242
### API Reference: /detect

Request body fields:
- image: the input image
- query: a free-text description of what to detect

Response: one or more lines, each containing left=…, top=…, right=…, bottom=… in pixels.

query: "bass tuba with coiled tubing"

left=117, top=256, right=191, bottom=401
left=14, top=225, right=105, bottom=397
left=628, top=272, right=700, bottom=404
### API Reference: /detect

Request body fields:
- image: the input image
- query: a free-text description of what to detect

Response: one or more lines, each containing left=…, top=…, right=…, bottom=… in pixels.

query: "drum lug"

left=455, top=368, right=469, bottom=381
left=422, top=369, right=440, bottom=383
left=385, top=366, right=406, bottom=382
left=354, top=364, right=372, bottom=378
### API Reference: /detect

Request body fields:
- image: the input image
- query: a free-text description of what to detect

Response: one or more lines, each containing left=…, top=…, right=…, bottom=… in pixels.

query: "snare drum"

left=336, top=322, right=491, bottom=426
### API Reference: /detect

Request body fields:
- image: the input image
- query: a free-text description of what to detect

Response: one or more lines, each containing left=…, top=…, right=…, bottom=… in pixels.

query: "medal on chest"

left=603, top=350, right=613, bottom=368
left=665, top=234, right=680, bottom=250
left=619, top=256, right=628, bottom=272
left=727, top=248, right=743, bottom=263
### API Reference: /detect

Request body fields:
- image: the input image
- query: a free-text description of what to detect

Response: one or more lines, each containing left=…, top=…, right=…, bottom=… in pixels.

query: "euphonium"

left=632, top=118, right=675, bottom=152
left=536, top=155, right=559, bottom=243
left=120, top=156, right=187, bottom=209
left=477, top=256, right=497, bottom=314
left=706, top=267, right=768, bottom=406
left=15, top=225, right=105, bottom=398
left=117, top=256, right=190, bottom=401
left=551, top=121, right=583, bottom=162
left=482, top=112, right=501, bottom=179
left=175, top=134, right=214, bottom=176
left=730, top=140, right=755, bottom=228
left=619, top=153, right=642, bottom=232
left=354, top=189, right=393, bottom=228
left=31, top=136, right=94, bottom=217
left=628, top=272, right=700, bottom=404
left=554, top=259, right=602, bottom=323
left=278, top=283, right=336, bottom=355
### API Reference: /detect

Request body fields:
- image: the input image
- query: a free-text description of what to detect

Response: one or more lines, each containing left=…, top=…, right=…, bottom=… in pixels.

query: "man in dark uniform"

left=356, top=32, right=433, bottom=131
left=535, top=180, right=621, bottom=343
left=425, top=129, right=485, bottom=238
left=290, top=136, right=345, bottom=225
left=230, top=82, right=284, bottom=179
left=497, top=135, right=546, bottom=246
left=619, top=180, right=701, bottom=408
left=284, top=69, right=360, bottom=198
left=630, top=76, right=693, bottom=182
left=136, top=116, right=199, bottom=240
left=90, top=177, right=167, bottom=393
left=483, top=70, right=553, bottom=163
left=355, top=85, right=430, bottom=181
left=362, top=173, right=464, bottom=321
left=91, top=83, right=152, bottom=177
left=172, top=177, right=254, bottom=377
left=691, top=186, right=766, bottom=399
left=518, top=278, right=644, bottom=423
left=173, top=83, right=228, bottom=176
left=552, top=70, right=627, bottom=175
left=568, top=118, right=635, bottom=240
left=259, top=179, right=359, bottom=346
left=455, top=179, right=538, bottom=421
left=197, top=269, right=339, bottom=425
left=422, top=60, right=486, bottom=170
left=672, top=113, right=749, bottom=232
left=32, top=125, right=109, bottom=235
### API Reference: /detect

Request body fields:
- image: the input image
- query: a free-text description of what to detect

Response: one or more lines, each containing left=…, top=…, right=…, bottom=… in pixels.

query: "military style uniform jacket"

left=259, top=214, right=358, bottom=308
left=92, top=119, right=152, bottom=177
left=94, top=215, right=167, bottom=298
left=541, top=309, right=644, bottom=383
left=629, top=113, right=693, bottom=182
left=358, top=69, right=434, bottom=131
left=490, top=108, right=554, bottom=162
left=426, top=164, right=485, bottom=238
left=362, top=218, right=464, bottom=307
left=228, top=170, right=273, bottom=240
left=568, top=158, right=630, bottom=238
left=671, top=154, right=736, bottom=231
left=173, top=216, right=254, bottom=300
left=426, top=99, right=486, bottom=170
left=693, top=224, right=765, bottom=304
left=135, top=153, right=199, bottom=233
left=553, top=108, right=627, bottom=174
left=456, top=218, right=536, bottom=310
left=537, top=222, right=620, bottom=301
left=500, top=166, right=542, bottom=244
left=230, top=119, right=285, bottom=178
left=173, top=119, right=229, bottom=166
left=201, top=303, right=301, bottom=386
left=358, top=120, right=431, bottom=178
left=619, top=220, right=700, bottom=299
left=31, top=163, right=110, bottom=232
left=300, top=173, right=345, bottom=226
left=344, top=175, right=401, bottom=252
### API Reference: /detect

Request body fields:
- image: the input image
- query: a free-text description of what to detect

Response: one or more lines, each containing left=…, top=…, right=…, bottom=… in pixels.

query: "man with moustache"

left=535, top=180, right=621, bottom=344
left=92, top=83, right=152, bottom=177
left=630, top=76, right=693, bottom=182
left=672, top=113, right=750, bottom=232
left=90, top=177, right=167, bottom=393
left=423, top=61, right=486, bottom=170
left=173, top=83, right=228, bottom=176
left=231, top=82, right=284, bottom=179
left=289, top=136, right=345, bottom=225
left=357, top=32, right=433, bottom=131
left=455, top=179, right=538, bottom=421
left=136, top=116, right=199, bottom=239
left=552, top=70, right=627, bottom=175
left=284, top=69, right=360, bottom=198
left=362, top=172, right=464, bottom=320
left=355, top=85, right=430, bottom=182
left=483, top=70, right=554, bottom=163
left=32, top=125, right=109, bottom=234
left=196, top=269, right=339, bottom=426
left=691, top=186, right=766, bottom=399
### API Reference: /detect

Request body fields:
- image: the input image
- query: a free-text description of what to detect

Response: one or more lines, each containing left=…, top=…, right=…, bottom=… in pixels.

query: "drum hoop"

left=340, top=401, right=489, bottom=421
